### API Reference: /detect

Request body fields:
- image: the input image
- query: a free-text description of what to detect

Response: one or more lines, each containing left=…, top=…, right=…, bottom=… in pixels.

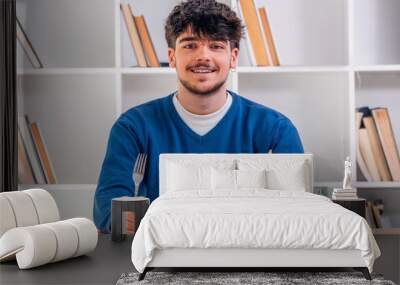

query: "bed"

left=131, top=154, right=380, bottom=281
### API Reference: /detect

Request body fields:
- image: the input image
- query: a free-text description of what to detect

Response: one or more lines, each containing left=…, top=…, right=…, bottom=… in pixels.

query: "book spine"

left=371, top=203, right=382, bottom=228
left=17, top=129, right=36, bottom=184
left=30, top=122, right=57, bottom=184
left=236, top=0, right=256, bottom=66
left=372, top=108, right=400, bottom=181
left=238, top=0, right=270, bottom=66
left=358, top=128, right=381, bottom=181
left=134, top=15, right=160, bottom=67
left=18, top=116, right=46, bottom=184
left=355, top=112, right=372, bottom=181
left=120, top=4, right=147, bottom=67
left=366, top=202, right=377, bottom=228
left=363, top=116, right=392, bottom=181
left=258, top=7, right=280, bottom=66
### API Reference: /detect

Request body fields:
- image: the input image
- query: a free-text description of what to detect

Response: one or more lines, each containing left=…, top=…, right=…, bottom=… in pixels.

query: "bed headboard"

left=159, top=153, right=314, bottom=195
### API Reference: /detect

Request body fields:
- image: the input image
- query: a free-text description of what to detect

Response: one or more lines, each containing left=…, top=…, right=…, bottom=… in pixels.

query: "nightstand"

left=332, top=198, right=366, bottom=218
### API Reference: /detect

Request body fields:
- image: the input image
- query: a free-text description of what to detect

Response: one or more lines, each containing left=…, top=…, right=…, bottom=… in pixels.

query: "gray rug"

left=116, top=271, right=396, bottom=285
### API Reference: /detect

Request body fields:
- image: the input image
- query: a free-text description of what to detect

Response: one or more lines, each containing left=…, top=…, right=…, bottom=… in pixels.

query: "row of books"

left=121, top=0, right=280, bottom=68
left=18, top=116, right=57, bottom=184
left=237, top=0, right=280, bottom=66
left=365, top=200, right=392, bottom=229
left=356, top=107, right=400, bottom=182
left=120, top=3, right=161, bottom=68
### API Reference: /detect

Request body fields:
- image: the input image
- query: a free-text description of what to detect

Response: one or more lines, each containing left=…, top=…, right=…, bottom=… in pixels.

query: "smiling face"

left=168, top=28, right=239, bottom=96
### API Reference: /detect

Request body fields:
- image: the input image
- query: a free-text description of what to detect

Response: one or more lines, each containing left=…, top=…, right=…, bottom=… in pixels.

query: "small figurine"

left=342, top=156, right=352, bottom=190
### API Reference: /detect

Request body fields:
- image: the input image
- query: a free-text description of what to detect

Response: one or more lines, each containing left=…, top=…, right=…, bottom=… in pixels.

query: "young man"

left=93, top=0, right=304, bottom=232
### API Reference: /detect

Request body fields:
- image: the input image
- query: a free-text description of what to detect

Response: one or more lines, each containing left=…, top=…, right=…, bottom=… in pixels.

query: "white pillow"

left=166, top=162, right=212, bottom=191
left=238, top=159, right=307, bottom=191
left=237, top=169, right=268, bottom=189
left=212, top=168, right=236, bottom=190
left=266, top=165, right=306, bottom=191
left=211, top=169, right=268, bottom=190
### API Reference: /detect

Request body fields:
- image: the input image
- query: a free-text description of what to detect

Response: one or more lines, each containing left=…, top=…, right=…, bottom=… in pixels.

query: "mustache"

left=186, top=63, right=217, bottom=70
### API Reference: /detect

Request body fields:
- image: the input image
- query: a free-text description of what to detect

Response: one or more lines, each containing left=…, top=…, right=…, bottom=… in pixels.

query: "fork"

left=133, top=153, right=147, bottom=196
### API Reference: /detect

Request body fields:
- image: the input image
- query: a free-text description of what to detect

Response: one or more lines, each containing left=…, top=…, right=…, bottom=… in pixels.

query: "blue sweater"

left=93, top=91, right=304, bottom=232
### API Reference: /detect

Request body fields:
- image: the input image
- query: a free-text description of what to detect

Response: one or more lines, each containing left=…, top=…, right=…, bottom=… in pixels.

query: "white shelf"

left=237, top=66, right=350, bottom=73
left=18, top=184, right=96, bottom=191
left=354, top=65, right=400, bottom=72
left=121, top=67, right=175, bottom=74
left=314, top=181, right=400, bottom=189
left=354, top=182, right=400, bottom=189
left=15, top=65, right=400, bottom=76
left=17, top=68, right=117, bottom=75
left=373, top=228, right=400, bottom=236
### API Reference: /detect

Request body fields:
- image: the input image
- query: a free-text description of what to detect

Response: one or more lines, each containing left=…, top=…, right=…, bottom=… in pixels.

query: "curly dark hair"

left=165, top=0, right=244, bottom=50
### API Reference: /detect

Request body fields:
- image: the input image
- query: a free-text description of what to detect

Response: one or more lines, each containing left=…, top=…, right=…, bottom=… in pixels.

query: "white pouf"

left=0, top=218, right=98, bottom=269
left=0, top=189, right=98, bottom=269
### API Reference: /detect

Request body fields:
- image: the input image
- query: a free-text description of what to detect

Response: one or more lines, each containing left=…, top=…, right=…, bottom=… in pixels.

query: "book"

left=355, top=111, right=372, bottom=181
left=358, top=127, right=381, bottom=181
left=16, top=18, right=43, bottom=68
left=238, top=0, right=270, bottom=66
left=360, top=107, right=392, bottom=181
left=331, top=196, right=359, bottom=200
left=18, top=129, right=36, bottom=184
left=30, top=122, right=57, bottom=184
left=258, top=7, right=280, bottom=66
left=237, top=0, right=256, bottom=65
left=134, top=15, right=160, bottom=67
left=366, top=202, right=377, bottom=228
left=371, top=108, right=400, bottom=181
left=332, top=193, right=357, bottom=197
left=332, top=188, right=358, bottom=199
left=370, top=199, right=392, bottom=228
left=371, top=202, right=383, bottom=228
left=333, top=188, right=357, bottom=193
left=18, top=116, right=46, bottom=184
left=120, top=4, right=147, bottom=67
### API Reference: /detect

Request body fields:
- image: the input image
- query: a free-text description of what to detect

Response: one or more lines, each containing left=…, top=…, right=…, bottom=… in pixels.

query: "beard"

left=178, top=73, right=228, bottom=96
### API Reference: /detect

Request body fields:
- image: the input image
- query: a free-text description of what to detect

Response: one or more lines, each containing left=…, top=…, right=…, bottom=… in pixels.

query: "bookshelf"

left=16, top=0, right=400, bottom=215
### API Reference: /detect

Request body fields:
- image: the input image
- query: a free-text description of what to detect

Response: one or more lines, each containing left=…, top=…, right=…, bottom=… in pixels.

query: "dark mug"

left=111, top=196, right=150, bottom=242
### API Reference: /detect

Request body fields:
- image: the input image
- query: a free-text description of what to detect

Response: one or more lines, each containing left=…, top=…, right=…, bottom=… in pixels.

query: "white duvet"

left=131, top=190, right=380, bottom=273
